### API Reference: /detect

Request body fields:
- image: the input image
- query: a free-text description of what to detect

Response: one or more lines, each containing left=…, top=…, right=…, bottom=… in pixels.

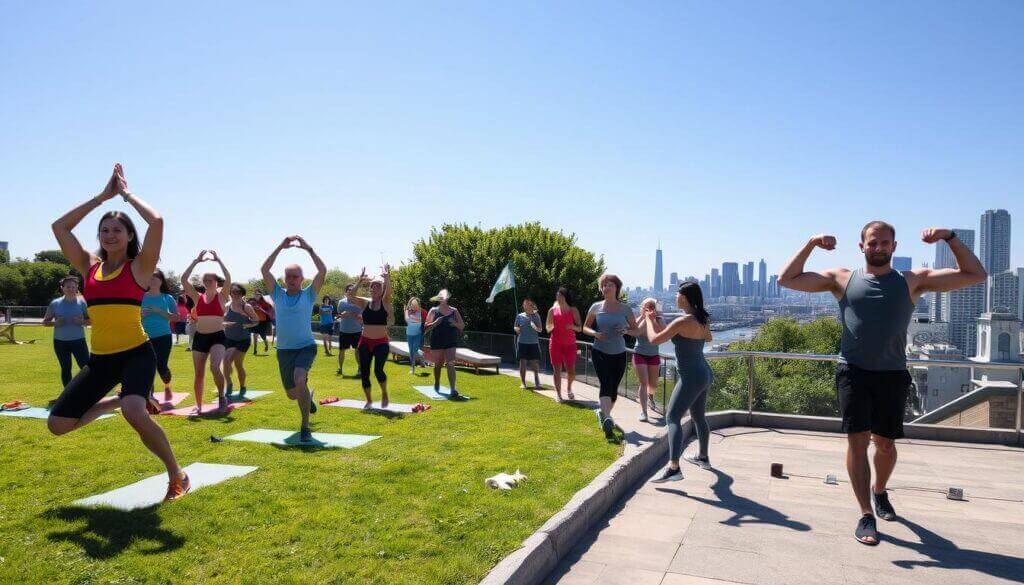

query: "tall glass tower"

left=653, top=244, right=664, bottom=292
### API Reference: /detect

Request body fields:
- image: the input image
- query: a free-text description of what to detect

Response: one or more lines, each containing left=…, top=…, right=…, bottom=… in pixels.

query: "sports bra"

left=362, top=301, right=388, bottom=326
left=195, top=291, right=224, bottom=317
left=83, top=260, right=149, bottom=355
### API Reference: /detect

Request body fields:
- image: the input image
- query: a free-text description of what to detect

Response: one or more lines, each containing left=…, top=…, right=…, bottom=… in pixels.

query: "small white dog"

left=485, top=469, right=528, bottom=490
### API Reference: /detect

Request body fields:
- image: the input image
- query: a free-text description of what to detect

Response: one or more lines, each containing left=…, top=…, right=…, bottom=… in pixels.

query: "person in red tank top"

left=48, top=163, right=190, bottom=503
left=545, top=287, right=582, bottom=401
left=181, top=250, right=233, bottom=414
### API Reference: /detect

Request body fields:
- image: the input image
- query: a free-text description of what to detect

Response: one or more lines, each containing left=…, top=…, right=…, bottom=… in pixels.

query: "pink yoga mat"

left=155, top=392, right=190, bottom=409
left=161, top=399, right=252, bottom=417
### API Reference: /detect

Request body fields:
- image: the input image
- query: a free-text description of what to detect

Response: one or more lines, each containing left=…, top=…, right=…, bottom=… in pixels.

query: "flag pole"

left=511, top=261, right=518, bottom=318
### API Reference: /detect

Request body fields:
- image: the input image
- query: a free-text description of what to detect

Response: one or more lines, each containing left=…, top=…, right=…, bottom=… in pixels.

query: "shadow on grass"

left=43, top=505, right=184, bottom=559
left=559, top=398, right=600, bottom=410
left=359, top=409, right=406, bottom=420
left=657, top=468, right=812, bottom=532
left=886, top=517, right=1024, bottom=581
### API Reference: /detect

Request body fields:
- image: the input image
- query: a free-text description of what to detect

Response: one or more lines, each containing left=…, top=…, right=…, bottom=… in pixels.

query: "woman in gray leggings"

left=641, top=281, right=714, bottom=482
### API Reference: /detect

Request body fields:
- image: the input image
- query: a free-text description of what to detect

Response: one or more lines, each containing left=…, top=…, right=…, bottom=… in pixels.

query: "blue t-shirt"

left=48, top=297, right=88, bottom=341
left=319, top=303, right=334, bottom=325
left=271, top=283, right=317, bottom=349
left=515, top=312, right=542, bottom=345
left=336, top=300, right=364, bottom=334
left=141, top=293, right=177, bottom=338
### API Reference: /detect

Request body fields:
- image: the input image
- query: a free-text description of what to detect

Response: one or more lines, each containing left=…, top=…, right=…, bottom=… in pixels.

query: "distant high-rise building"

left=1018, top=268, right=1024, bottom=324
left=722, top=262, right=740, bottom=297
left=980, top=209, right=1011, bottom=311
left=669, top=272, right=679, bottom=287
left=989, top=270, right=1020, bottom=318
left=653, top=246, right=664, bottom=292
left=943, top=282, right=985, bottom=357
left=931, top=228, right=973, bottom=322
left=710, top=268, right=721, bottom=298
left=758, top=259, right=767, bottom=297
left=701, top=274, right=710, bottom=294
left=892, top=256, right=912, bottom=271
left=0, top=241, right=8, bottom=250
left=742, top=262, right=754, bottom=297
left=768, top=274, right=779, bottom=297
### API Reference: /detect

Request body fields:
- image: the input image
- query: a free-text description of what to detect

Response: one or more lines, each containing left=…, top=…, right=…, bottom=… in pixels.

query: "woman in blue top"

left=582, top=273, right=637, bottom=439
left=514, top=298, right=543, bottom=389
left=43, top=275, right=91, bottom=390
left=318, top=295, right=335, bottom=357
left=141, top=270, right=179, bottom=402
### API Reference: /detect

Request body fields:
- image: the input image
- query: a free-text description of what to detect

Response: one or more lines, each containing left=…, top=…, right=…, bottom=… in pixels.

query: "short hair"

left=598, top=273, right=623, bottom=296
left=861, top=220, right=896, bottom=242
left=60, top=275, right=80, bottom=287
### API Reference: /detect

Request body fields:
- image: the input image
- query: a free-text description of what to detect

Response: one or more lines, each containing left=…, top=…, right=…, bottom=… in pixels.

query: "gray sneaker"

left=299, top=427, right=314, bottom=443
left=602, top=416, right=615, bottom=439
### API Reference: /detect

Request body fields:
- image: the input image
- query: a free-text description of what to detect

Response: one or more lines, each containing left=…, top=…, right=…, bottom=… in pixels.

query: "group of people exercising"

left=43, top=164, right=987, bottom=546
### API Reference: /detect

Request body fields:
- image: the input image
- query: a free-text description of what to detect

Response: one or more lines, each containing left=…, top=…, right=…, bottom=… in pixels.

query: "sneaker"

left=225, top=382, right=233, bottom=398
left=299, top=427, right=314, bottom=443
left=238, top=387, right=247, bottom=399
left=309, top=390, right=317, bottom=413
left=684, top=454, right=712, bottom=470
left=638, top=413, right=649, bottom=423
left=855, top=514, right=879, bottom=545
left=448, top=389, right=460, bottom=399
left=602, top=416, right=615, bottom=439
left=217, top=395, right=228, bottom=413
left=164, top=472, right=191, bottom=502
left=651, top=466, right=683, bottom=483
left=336, top=367, right=343, bottom=376
left=873, top=490, right=897, bottom=521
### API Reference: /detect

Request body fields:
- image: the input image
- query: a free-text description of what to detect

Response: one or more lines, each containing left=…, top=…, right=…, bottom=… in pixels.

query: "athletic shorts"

left=255, top=321, right=271, bottom=336
left=632, top=353, right=661, bottom=366
left=549, top=342, right=577, bottom=368
left=517, top=343, right=540, bottom=361
left=318, top=323, right=334, bottom=335
left=174, top=321, right=187, bottom=335
left=338, top=332, right=361, bottom=350
left=193, top=330, right=226, bottom=353
left=225, top=336, right=251, bottom=353
left=50, top=342, right=156, bottom=419
left=277, top=344, right=317, bottom=390
left=836, top=363, right=911, bottom=439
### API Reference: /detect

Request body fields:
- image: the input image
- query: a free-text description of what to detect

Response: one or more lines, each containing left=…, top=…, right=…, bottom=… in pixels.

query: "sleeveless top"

left=83, top=261, right=148, bottom=355
left=590, top=300, right=631, bottom=354
left=362, top=301, right=389, bottom=326
left=406, top=309, right=423, bottom=336
left=549, top=305, right=577, bottom=346
left=838, top=269, right=915, bottom=371
left=633, top=316, right=664, bottom=356
left=224, top=305, right=251, bottom=341
left=672, top=334, right=712, bottom=390
left=195, top=292, right=224, bottom=317
left=429, top=308, right=459, bottom=347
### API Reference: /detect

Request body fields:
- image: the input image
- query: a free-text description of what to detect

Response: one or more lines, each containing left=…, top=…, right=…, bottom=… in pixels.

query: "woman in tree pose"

left=181, top=250, right=232, bottom=414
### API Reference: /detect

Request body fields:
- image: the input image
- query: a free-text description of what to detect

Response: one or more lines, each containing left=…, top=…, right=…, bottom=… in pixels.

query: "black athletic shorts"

left=193, top=330, right=227, bottom=353
left=517, top=343, right=540, bottom=361
left=225, top=336, right=251, bottom=353
left=338, top=332, right=361, bottom=350
left=50, top=342, right=156, bottom=419
left=836, top=363, right=911, bottom=439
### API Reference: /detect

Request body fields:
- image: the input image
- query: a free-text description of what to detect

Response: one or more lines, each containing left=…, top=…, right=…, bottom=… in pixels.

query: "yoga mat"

left=0, top=407, right=113, bottom=421
left=223, top=428, right=379, bottom=449
left=155, top=392, right=190, bottom=409
left=413, top=386, right=468, bottom=400
left=227, top=390, right=271, bottom=402
left=73, top=462, right=258, bottom=511
left=161, top=400, right=253, bottom=417
left=322, top=399, right=417, bottom=413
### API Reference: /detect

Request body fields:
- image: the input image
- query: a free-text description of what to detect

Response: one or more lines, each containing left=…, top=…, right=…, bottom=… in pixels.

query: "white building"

left=910, top=344, right=971, bottom=414
left=989, top=270, right=1019, bottom=318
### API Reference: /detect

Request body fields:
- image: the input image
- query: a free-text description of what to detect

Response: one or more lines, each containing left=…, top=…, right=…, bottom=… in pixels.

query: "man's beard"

left=865, top=252, right=891, bottom=267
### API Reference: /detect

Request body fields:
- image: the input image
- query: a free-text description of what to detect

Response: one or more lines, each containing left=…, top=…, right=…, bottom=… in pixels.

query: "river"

left=657, top=324, right=760, bottom=355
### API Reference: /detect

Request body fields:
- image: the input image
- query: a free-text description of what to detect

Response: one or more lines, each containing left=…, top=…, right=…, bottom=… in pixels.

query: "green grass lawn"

left=0, top=327, right=619, bottom=584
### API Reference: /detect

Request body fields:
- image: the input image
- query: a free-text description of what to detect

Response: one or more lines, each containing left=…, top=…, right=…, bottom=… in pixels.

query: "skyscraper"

left=990, top=270, right=1020, bottom=317
left=710, top=268, right=721, bottom=298
left=892, top=257, right=912, bottom=271
left=1018, top=268, right=1024, bottom=322
left=742, top=262, right=754, bottom=297
left=722, top=262, right=740, bottom=297
left=931, top=229, right=973, bottom=322
left=669, top=272, right=679, bottom=287
left=653, top=245, right=664, bottom=292
left=758, top=259, right=767, bottom=297
left=768, top=275, right=779, bottom=297
left=943, top=282, right=985, bottom=356
left=980, top=209, right=1011, bottom=311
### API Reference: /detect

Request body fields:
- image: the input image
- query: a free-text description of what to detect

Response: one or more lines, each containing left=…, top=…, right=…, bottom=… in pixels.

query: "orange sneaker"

left=164, top=472, right=191, bottom=502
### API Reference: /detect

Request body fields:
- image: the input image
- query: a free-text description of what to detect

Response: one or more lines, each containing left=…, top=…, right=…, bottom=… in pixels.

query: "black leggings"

left=358, top=342, right=389, bottom=389
left=54, top=338, right=90, bottom=387
left=149, top=334, right=173, bottom=384
left=591, top=348, right=628, bottom=402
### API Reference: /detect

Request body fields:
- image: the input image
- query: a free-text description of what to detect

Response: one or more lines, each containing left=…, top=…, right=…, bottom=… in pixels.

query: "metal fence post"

left=746, top=354, right=755, bottom=424
left=1017, top=367, right=1023, bottom=446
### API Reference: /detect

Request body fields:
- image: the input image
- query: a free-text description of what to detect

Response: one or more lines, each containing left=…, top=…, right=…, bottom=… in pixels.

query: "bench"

left=0, top=323, right=35, bottom=345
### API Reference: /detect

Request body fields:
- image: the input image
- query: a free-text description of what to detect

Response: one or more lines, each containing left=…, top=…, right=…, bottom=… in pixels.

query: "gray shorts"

left=276, top=344, right=317, bottom=390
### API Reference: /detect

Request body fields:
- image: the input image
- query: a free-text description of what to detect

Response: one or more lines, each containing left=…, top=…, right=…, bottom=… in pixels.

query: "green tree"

left=14, top=261, right=73, bottom=305
left=391, top=223, right=605, bottom=333
left=162, top=269, right=183, bottom=297
left=33, top=250, right=70, bottom=265
left=0, top=248, right=9, bottom=264
left=0, top=265, right=25, bottom=304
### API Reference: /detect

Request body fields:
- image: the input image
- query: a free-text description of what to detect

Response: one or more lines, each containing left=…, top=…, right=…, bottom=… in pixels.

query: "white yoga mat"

left=228, top=390, right=271, bottom=402
left=412, top=386, right=468, bottom=400
left=0, top=407, right=113, bottom=421
left=223, top=428, right=380, bottom=449
left=73, top=462, right=258, bottom=511
left=322, top=399, right=417, bottom=413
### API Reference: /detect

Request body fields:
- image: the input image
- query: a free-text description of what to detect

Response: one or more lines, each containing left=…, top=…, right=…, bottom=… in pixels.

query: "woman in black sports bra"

left=425, top=289, right=465, bottom=398
left=347, top=266, right=394, bottom=408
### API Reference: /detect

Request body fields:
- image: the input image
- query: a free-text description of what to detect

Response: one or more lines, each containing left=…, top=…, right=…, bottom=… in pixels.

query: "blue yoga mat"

left=223, top=428, right=380, bottom=449
left=73, top=462, right=258, bottom=511
left=227, top=390, right=271, bottom=403
left=0, top=407, right=113, bottom=421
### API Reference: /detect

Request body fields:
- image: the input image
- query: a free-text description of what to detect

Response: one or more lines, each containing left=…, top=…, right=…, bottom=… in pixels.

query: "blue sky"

left=2, top=1, right=1022, bottom=288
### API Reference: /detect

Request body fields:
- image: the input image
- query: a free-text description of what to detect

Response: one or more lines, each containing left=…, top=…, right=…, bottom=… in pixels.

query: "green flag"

left=485, top=262, right=515, bottom=304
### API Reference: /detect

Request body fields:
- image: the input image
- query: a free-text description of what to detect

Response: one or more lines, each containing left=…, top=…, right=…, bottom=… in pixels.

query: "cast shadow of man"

left=887, top=517, right=1024, bottom=582
left=43, top=505, right=184, bottom=559
left=657, top=468, right=812, bottom=532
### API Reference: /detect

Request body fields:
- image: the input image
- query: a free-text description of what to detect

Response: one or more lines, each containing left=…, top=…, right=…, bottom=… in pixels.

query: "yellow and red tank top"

left=83, top=260, right=149, bottom=354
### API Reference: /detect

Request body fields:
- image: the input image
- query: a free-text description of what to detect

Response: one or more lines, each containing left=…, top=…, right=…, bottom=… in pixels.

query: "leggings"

left=358, top=342, right=389, bottom=389
left=666, top=363, right=713, bottom=462
left=407, top=333, right=423, bottom=363
left=591, top=348, right=628, bottom=402
left=54, top=338, right=90, bottom=387
left=149, top=334, right=173, bottom=384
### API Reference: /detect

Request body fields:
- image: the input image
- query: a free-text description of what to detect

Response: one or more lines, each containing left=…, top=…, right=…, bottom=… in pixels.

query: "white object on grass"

left=485, top=469, right=528, bottom=490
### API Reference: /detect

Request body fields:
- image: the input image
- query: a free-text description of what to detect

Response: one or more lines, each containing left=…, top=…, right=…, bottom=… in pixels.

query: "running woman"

left=347, top=267, right=395, bottom=408
left=779, top=222, right=986, bottom=545
left=43, top=276, right=91, bottom=390
left=405, top=297, right=426, bottom=374
left=425, top=289, right=465, bottom=398
left=335, top=284, right=364, bottom=376
left=318, top=295, right=335, bottom=356
left=174, top=295, right=189, bottom=345
left=647, top=282, right=714, bottom=482
left=514, top=298, right=543, bottom=389
left=545, top=287, right=581, bottom=402
left=141, top=270, right=179, bottom=402
left=181, top=250, right=232, bottom=414
left=583, top=274, right=637, bottom=439
left=250, top=293, right=273, bottom=355
left=261, top=235, right=326, bottom=443
left=630, top=297, right=663, bottom=423
left=223, top=283, right=258, bottom=398
left=48, top=163, right=189, bottom=502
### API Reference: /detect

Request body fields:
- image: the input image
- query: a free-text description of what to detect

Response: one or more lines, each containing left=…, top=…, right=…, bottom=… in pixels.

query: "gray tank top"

left=224, top=306, right=251, bottom=341
left=590, top=301, right=631, bottom=354
left=633, top=316, right=663, bottom=356
left=838, top=269, right=915, bottom=371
